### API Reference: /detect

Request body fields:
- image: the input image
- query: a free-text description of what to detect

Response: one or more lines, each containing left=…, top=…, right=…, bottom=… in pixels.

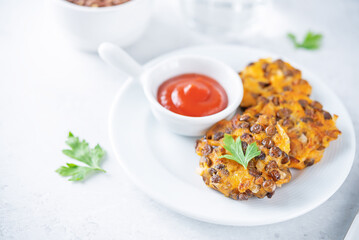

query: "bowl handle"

left=98, top=42, right=143, bottom=79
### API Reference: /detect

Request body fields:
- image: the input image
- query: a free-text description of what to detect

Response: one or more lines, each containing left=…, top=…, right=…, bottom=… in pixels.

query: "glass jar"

left=180, top=0, right=269, bottom=40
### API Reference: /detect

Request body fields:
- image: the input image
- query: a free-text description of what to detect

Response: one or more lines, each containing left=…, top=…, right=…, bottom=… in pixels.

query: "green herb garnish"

left=56, top=132, right=106, bottom=181
left=287, top=31, right=323, bottom=50
left=218, top=134, right=261, bottom=168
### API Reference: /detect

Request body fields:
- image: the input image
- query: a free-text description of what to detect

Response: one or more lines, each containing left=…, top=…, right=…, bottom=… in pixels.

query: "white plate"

left=109, top=45, right=356, bottom=226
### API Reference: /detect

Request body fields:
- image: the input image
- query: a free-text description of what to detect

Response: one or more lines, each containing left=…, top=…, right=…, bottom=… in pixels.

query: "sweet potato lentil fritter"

left=195, top=114, right=292, bottom=200
left=195, top=58, right=341, bottom=200
left=245, top=93, right=341, bottom=169
left=239, top=58, right=312, bottom=108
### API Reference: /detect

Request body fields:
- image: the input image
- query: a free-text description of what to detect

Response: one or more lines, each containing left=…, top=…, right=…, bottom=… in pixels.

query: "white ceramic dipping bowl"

left=48, top=0, right=152, bottom=52
left=141, top=55, right=243, bottom=136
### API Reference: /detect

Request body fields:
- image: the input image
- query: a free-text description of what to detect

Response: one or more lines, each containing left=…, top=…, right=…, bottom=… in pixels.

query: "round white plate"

left=109, top=45, right=356, bottom=226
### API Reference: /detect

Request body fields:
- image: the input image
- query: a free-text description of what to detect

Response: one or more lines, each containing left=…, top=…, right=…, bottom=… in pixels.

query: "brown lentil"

left=265, top=160, right=278, bottom=171
left=248, top=168, right=262, bottom=177
left=213, top=132, right=224, bottom=141
left=241, top=141, right=248, bottom=153
left=208, top=168, right=217, bottom=176
left=201, top=157, right=213, bottom=167
left=276, top=108, right=292, bottom=119
left=239, top=122, right=250, bottom=129
left=300, top=117, right=313, bottom=123
left=250, top=124, right=264, bottom=134
left=255, top=151, right=266, bottom=160
left=240, top=115, right=251, bottom=121
left=263, top=179, right=276, bottom=192
left=323, top=111, right=332, bottom=120
left=304, top=158, right=315, bottom=167
left=282, top=119, right=294, bottom=127
left=298, top=99, right=309, bottom=108
left=272, top=96, right=280, bottom=106
left=241, top=133, right=253, bottom=142
left=265, top=125, right=277, bottom=136
left=214, top=164, right=226, bottom=170
left=262, top=137, right=274, bottom=149
left=269, top=170, right=281, bottom=181
left=238, top=193, right=249, bottom=201
left=311, top=101, right=323, bottom=110
left=202, top=144, right=213, bottom=156
left=259, top=82, right=271, bottom=88
left=211, top=175, right=221, bottom=183
left=269, top=146, right=282, bottom=158
left=281, top=153, right=290, bottom=164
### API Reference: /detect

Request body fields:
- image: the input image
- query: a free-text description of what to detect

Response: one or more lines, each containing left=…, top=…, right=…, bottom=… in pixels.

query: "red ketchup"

left=157, top=73, right=228, bottom=117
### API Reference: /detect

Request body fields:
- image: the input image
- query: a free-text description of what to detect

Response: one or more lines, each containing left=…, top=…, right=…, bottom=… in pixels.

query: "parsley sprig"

left=287, top=31, right=323, bottom=50
left=218, top=134, right=261, bottom=168
left=56, top=132, right=106, bottom=181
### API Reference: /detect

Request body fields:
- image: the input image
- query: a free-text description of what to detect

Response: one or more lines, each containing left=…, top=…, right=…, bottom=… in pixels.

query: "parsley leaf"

left=287, top=31, right=323, bottom=50
left=56, top=163, right=95, bottom=181
left=56, top=132, right=106, bottom=181
left=218, top=134, right=261, bottom=168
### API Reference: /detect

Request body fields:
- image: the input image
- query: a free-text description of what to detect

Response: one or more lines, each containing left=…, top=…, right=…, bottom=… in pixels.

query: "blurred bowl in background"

left=47, top=0, right=152, bottom=52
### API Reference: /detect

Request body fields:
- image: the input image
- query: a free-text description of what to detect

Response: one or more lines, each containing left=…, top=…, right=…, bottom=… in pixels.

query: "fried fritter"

left=244, top=93, right=341, bottom=169
left=195, top=114, right=292, bottom=200
left=240, top=58, right=312, bottom=108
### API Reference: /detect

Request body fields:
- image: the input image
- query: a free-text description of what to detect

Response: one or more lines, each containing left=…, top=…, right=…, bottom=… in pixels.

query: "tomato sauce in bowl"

left=157, top=73, right=228, bottom=117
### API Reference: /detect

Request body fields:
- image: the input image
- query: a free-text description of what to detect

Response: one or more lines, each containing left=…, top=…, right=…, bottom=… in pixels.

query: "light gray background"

left=1, top=0, right=358, bottom=239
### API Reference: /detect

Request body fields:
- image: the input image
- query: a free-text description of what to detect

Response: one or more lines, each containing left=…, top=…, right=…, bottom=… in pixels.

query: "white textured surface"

left=0, top=0, right=358, bottom=239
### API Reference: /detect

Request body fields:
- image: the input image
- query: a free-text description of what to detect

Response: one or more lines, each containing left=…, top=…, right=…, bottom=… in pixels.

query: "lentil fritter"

left=240, top=58, right=312, bottom=108
left=195, top=114, right=292, bottom=200
left=245, top=93, right=341, bottom=169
